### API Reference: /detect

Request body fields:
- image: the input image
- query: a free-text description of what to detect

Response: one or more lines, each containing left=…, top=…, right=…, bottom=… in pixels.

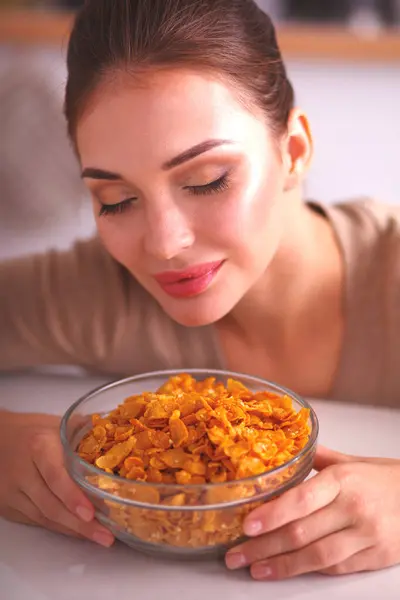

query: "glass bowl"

left=60, top=369, right=318, bottom=560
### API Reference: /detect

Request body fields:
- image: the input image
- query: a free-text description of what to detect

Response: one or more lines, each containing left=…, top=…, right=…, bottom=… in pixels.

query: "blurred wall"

left=287, top=60, right=400, bottom=206
left=0, top=47, right=93, bottom=258
left=0, top=45, right=399, bottom=258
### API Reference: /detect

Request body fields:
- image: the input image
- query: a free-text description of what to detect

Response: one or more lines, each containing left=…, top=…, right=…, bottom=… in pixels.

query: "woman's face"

left=77, top=69, right=288, bottom=326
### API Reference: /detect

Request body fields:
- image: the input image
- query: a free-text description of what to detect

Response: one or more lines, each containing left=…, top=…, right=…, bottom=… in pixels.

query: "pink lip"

left=154, top=260, right=224, bottom=298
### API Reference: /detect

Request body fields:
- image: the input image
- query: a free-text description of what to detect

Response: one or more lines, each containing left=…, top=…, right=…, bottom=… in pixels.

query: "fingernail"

left=244, top=520, right=263, bottom=536
left=76, top=506, right=93, bottom=522
left=226, top=552, right=246, bottom=570
left=252, top=562, right=273, bottom=580
left=93, top=531, right=114, bottom=548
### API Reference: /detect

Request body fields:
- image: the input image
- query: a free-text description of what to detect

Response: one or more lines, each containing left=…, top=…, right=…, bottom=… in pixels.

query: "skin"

left=78, top=69, right=343, bottom=398
left=0, top=411, right=114, bottom=548
left=226, top=447, right=400, bottom=579
left=4, top=67, right=400, bottom=575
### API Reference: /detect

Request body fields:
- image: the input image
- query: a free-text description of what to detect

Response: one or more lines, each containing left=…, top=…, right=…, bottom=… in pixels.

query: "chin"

left=158, top=293, right=236, bottom=328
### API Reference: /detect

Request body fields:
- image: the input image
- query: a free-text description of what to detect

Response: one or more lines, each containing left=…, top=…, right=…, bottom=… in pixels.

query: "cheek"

left=95, top=214, right=143, bottom=270
left=198, top=168, right=283, bottom=260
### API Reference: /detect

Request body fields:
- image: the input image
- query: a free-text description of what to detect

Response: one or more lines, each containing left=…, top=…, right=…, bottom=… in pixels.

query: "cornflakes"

left=78, top=374, right=311, bottom=550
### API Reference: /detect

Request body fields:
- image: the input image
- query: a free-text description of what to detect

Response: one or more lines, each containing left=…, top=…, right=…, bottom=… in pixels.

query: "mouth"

left=154, top=260, right=225, bottom=298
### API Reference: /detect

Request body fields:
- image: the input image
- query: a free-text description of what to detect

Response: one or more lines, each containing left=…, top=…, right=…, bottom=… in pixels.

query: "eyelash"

left=99, top=198, right=133, bottom=217
left=98, top=172, right=230, bottom=217
left=185, top=172, right=230, bottom=196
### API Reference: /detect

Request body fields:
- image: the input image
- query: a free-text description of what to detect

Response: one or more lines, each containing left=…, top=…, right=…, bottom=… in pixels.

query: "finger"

left=318, top=547, right=386, bottom=576
left=22, top=469, right=114, bottom=548
left=313, top=446, right=353, bottom=471
left=7, top=505, right=80, bottom=537
left=250, top=530, right=366, bottom=580
left=243, top=469, right=340, bottom=536
left=226, top=504, right=351, bottom=570
left=314, top=445, right=400, bottom=469
left=3, top=505, right=39, bottom=527
left=32, top=430, right=95, bottom=523
left=9, top=493, right=84, bottom=539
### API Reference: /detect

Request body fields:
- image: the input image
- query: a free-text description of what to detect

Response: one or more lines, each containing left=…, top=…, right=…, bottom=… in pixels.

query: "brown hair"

left=65, top=0, right=294, bottom=141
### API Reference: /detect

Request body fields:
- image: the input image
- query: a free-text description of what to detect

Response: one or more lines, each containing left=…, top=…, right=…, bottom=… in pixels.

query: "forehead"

left=76, top=69, right=268, bottom=169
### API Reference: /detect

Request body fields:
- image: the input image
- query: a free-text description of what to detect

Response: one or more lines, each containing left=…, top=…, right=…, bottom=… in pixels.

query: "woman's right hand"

left=0, top=410, right=114, bottom=547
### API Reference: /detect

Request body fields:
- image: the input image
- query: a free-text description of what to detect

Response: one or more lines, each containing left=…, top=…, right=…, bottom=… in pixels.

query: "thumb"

left=313, top=445, right=353, bottom=471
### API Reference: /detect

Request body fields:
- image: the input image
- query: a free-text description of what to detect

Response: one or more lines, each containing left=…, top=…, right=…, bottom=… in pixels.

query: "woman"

left=1, top=0, right=400, bottom=580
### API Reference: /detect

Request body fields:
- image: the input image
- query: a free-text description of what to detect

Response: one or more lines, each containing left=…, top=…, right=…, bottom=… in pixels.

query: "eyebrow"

left=81, top=139, right=233, bottom=180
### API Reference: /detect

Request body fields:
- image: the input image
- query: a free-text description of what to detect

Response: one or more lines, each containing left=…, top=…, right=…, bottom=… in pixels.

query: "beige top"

left=1, top=198, right=400, bottom=407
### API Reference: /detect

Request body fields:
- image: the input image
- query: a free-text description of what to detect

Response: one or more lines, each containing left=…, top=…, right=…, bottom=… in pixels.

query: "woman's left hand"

left=225, top=446, right=400, bottom=580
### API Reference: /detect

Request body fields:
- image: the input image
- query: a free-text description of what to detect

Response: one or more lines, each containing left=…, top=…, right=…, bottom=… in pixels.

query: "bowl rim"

left=60, top=368, right=319, bottom=492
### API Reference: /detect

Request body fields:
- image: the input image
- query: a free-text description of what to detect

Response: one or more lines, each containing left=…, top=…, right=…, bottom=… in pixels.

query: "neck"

left=225, top=197, right=342, bottom=354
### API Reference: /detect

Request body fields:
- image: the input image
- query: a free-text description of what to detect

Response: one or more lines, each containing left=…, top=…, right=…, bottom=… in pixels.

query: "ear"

left=282, top=109, right=313, bottom=192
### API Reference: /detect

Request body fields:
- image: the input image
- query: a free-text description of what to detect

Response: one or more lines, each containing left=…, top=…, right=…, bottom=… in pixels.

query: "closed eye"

left=98, top=197, right=136, bottom=217
left=185, top=172, right=230, bottom=196
left=98, top=172, right=230, bottom=216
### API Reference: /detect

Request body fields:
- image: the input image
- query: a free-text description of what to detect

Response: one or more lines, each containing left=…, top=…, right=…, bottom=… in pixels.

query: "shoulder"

left=321, top=198, right=400, bottom=405
left=317, top=198, right=400, bottom=269
left=325, top=197, right=400, bottom=238
left=39, top=235, right=132, bottom=291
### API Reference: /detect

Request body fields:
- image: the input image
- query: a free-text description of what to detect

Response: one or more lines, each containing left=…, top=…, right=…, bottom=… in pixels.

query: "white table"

left=1, top=372, right=400, bottom=600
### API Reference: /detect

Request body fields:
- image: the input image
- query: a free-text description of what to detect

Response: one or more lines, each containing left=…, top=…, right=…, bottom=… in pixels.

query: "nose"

left=144, top=201, right=195, bottom=261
